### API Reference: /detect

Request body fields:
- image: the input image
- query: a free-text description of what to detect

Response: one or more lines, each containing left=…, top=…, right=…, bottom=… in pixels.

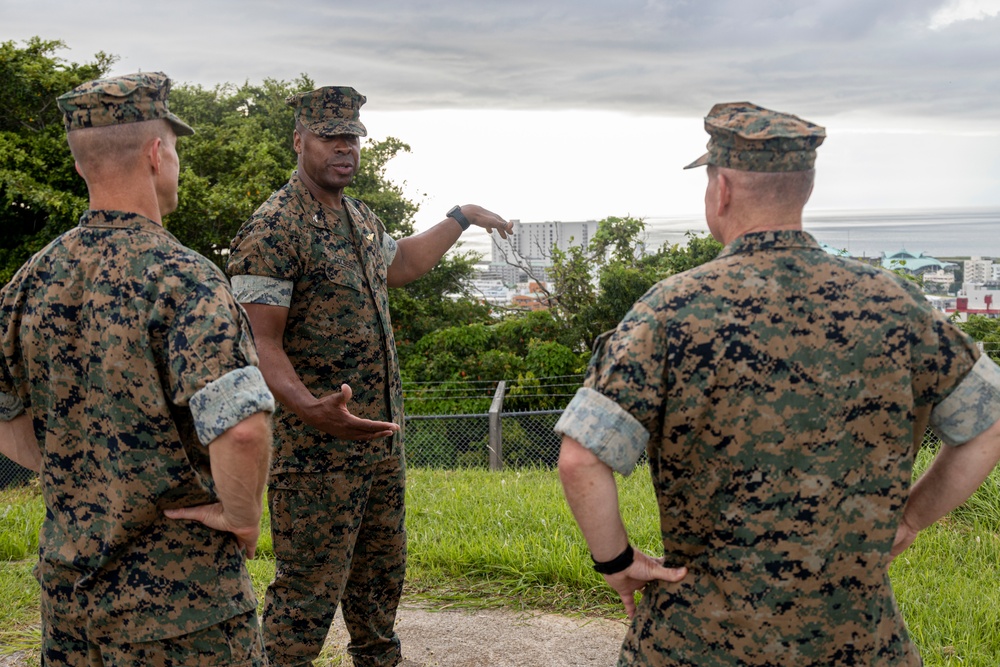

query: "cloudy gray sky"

left=4, top=0, right=1000, bottom=241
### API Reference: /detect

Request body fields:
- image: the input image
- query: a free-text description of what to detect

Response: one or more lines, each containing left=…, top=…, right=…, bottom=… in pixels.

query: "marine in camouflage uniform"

left=0, top=72, right=275, bottom=667
left=226, top=86, right=512, bottom=667
left=556, top=102, right=1000, bottom=666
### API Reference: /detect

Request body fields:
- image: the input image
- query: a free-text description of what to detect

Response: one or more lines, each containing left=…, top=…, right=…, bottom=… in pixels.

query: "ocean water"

left=645, top=207, right=1000, bottom=260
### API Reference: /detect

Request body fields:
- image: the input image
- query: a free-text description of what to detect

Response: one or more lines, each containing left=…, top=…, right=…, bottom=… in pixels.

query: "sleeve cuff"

left=931, top=355, right=1000, bottom=446
left=230, top=275, right=293, bottom=308
left=190, top=366, right=276, bottom=445
left=0, top=391, right=25, bottom=421
left=382, top=234, right=398, bottom=267
left=554, top=387, right=649, bottom=475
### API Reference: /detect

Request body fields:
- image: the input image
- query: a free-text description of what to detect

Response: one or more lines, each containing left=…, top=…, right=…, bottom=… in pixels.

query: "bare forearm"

left=208, top=411, right=272, bottom=529
left=254, top=337, right=318, bottom=419
left=388, top=220, right=462, bottom=287
left=387, top=205, right=512, bottom=287
left=0, top=413, right=40, bottom=473
left=558, top=436, right=630, bottom=560
left=904, top=417, right=1000, bottom=533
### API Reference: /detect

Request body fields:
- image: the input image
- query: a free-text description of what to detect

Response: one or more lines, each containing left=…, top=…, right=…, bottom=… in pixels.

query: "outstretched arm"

left=0, top=413, right=40, bottom=473
left=558, top=435, right=687, bottom=618
left=891, top=416, right=1000, bottom=561
left=241, top=303, right=398, bottom=440
left=165, top=411, right=272, bottom=558
left=386, top=205, right=512, bottom=287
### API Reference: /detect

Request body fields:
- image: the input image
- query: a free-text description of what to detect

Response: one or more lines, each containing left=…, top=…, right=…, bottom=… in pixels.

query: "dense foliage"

left=956, top=315, right=1000, bottom=363
left=544, top=219, right=723, bottom=353
left=166, top=76, right=311, bottom=261
left=0, top=37, right=114, bottom=283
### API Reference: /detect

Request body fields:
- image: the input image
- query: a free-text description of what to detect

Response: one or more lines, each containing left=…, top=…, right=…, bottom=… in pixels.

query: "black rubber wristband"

left=447, top=205, right=471, bottom=231
left=592, top=544, right=634, bottom=575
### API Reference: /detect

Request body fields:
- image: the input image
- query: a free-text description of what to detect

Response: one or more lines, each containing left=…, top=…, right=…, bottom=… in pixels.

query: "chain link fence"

left=401, top=392, right=947, bottom=471
left=404, top=409, right=565, bottom=469
left=0, top=458, right=33, bottom=490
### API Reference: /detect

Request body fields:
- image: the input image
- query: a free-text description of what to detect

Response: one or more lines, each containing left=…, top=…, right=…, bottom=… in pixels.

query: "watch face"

left=448, top=206, right=470, bottom=229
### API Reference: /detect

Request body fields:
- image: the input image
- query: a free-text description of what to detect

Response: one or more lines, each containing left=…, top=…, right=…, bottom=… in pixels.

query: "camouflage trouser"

left=262, top=457, right=407, bottom=667
left=41, top=607, right=267, bottom=667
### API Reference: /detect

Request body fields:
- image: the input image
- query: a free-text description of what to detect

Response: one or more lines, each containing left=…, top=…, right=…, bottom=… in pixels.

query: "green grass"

left=403, top=466, right=648, bottom=615
left=4, top=456, right=1000, bottom=665
left=0, top=481, right=46, bottom=561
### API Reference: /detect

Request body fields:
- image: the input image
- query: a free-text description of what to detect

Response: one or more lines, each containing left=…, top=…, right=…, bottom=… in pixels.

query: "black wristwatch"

left=447, top=205, right=471, bottom=231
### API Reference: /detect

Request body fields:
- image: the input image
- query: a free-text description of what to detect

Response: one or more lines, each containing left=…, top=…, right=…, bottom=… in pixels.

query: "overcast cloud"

left=3, top=0, right=1000, bottom=230
left=4, top=0, right=999, bottom=118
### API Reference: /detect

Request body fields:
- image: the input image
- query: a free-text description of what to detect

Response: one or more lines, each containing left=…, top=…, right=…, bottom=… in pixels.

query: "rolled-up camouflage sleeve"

left=230, top=275, right=293, bottom=307
left=227, top=213, right=302, bottom=290
left=0, top=304, right=25, bottom=421
left=383, top=233, right=398, bottom=267
left=931, top=355, right=1000, bottom=446
left=555, top=299, right=666, bottom=475
left=189, top=365, right=275, bottom=445
left=555, top=387, right=649, bottom=475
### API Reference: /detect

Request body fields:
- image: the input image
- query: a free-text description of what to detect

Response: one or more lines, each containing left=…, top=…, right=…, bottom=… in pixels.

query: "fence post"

left=977, top=341, right=985, bottom=353
left=489, top=381, right=506, bottom=471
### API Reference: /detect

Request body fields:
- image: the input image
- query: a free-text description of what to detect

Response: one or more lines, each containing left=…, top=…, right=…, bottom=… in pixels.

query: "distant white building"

left=483, top=219, right=601, bottom=285
left=467, top=279, right=510, bottom=307
left=491, top=219, right=599, bottom=263
left=992, top=263, right=1000, bottom=282
left=965, top=256, right=994, bottom=284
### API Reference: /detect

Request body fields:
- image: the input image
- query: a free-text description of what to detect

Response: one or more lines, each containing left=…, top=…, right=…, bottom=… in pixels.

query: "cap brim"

left=167, top=113, right=195, bottom=137
left=683, top=153, right=710, bottom=170
left=309, top=120, right=368, bottom=138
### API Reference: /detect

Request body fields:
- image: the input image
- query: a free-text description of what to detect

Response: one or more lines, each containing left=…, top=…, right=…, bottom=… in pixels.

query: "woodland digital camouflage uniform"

left=0, top=210, right=273, bottom=655
left=558, top=231, right=997, bottom=665
left=227, top=150, right=406, bottom=664
left=227, top=173, right=403, bottom=472
left=557, top=102, right=1000, bottom=666
left=0, top=71, right=274, bottom=665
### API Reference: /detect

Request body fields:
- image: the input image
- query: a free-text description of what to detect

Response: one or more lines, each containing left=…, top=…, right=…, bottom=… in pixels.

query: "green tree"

left=652, top=230, right=726, bottom=275
left=955, top=314, right=1000, bottom=363
left=589, top=215, right=647, bottom=264
left=347, top=136, right=417, bottom=237
left=0, top=37, right=115, bottom=283
left=402, top=309, right=589, bottom=415
left=548, top=217, right=723, bottom=352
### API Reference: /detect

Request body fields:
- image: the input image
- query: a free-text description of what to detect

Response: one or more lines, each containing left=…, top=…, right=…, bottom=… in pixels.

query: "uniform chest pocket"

left=305, top=230, right=366, bottom=293
left=323, top=256, right=366, bottom=293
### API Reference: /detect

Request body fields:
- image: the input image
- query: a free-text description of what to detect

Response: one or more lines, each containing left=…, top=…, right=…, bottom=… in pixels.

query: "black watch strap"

left=447, top=205, right=471, bottom=231
left=592, top=544, right=634, bottom=575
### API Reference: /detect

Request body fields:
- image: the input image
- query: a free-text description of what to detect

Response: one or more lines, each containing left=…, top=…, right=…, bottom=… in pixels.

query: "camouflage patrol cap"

left=287, top=86, right=367, bottom=137
left=684, top=102, right=825, bottom=172
left=57, top=72, right=194, bottom=136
